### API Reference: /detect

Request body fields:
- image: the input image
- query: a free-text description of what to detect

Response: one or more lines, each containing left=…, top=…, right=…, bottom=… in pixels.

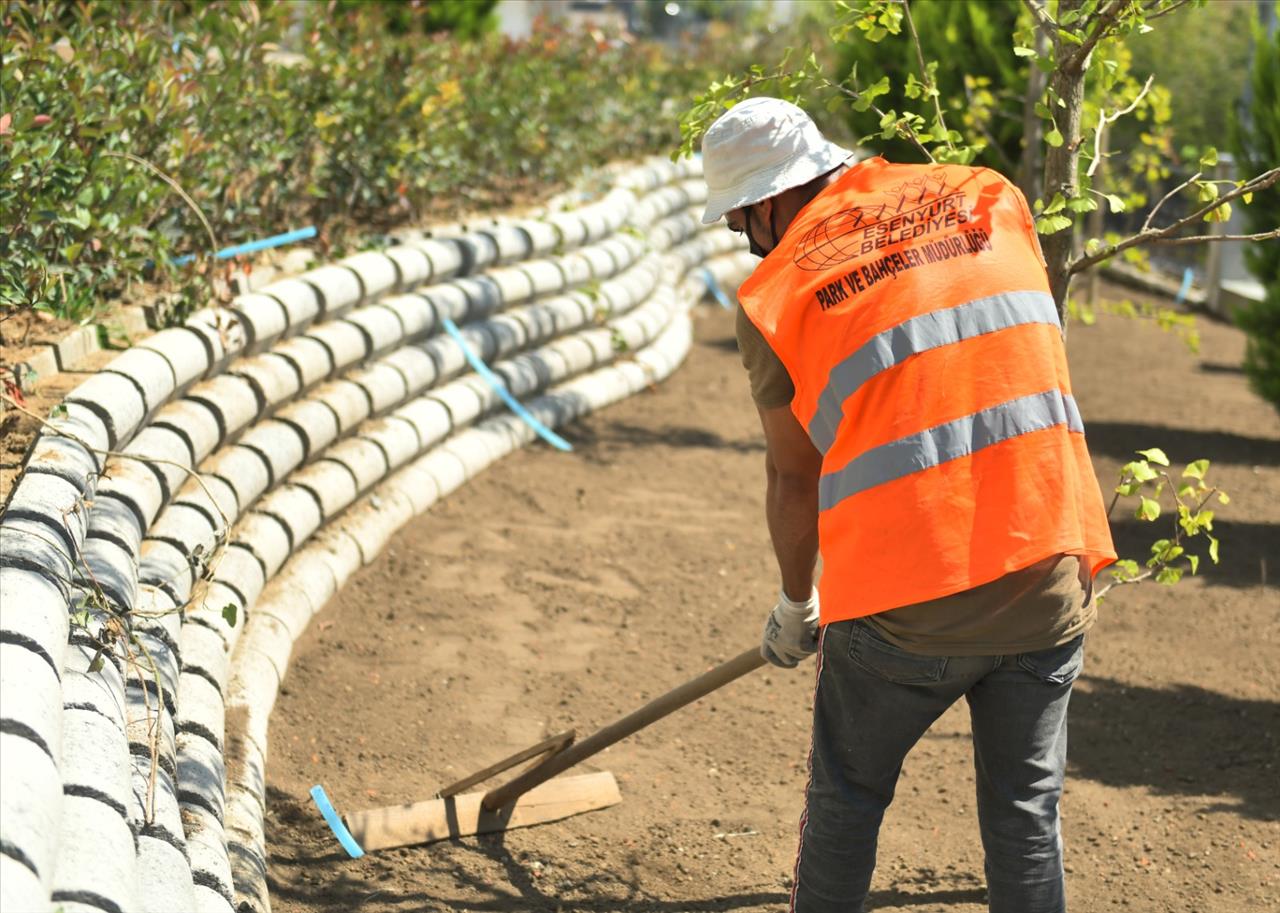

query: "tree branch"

left=1069, top=166, right=1280, bottom=275
left=1142, top=170, right=1202, bottom=232
left=1087, top=74, right=1154, bottom=178
left=901, top=0, right=954, bottom=151
left=1071, top=0, right=1128, bottom=69
left=1021, top=0, right=1057, bottom=32
left=1143, top=0, right=1195, bottom=22
left=1151, top=228, right=1280, bottom=246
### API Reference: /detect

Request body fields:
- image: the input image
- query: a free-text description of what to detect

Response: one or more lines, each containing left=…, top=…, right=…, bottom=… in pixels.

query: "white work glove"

left=761, top=588, right=820, bottom=669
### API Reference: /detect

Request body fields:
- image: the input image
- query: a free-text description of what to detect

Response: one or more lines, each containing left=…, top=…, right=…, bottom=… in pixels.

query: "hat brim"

left=701, top=143, right=854, bottom=224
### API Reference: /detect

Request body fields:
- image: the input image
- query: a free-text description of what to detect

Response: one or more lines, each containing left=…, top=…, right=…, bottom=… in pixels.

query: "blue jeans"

left=791, top=619, right=1084, bottom=913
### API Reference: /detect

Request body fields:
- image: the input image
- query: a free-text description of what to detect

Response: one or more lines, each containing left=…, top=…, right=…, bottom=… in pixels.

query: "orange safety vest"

left=738, top=157, right=1115, bottom=624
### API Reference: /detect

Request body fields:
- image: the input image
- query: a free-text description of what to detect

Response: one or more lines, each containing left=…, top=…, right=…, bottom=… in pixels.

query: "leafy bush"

left=0, top=0, right=731, bottom=325
left=1232, top=20, right=1280, bottom=414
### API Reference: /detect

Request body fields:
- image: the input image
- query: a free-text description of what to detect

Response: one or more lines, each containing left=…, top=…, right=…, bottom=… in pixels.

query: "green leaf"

left=1182, top=458, right=1209, bottom=480
left=1207, top=534, right=1220, bottom=564
left=1045, top=128, right=1064, bottom=147
left=1138, top=448, right=1170, bottom=467
left=222, top=603, right=238, bottom=628
left=1187, top=554, right=1199, bottom=575
left=1014, top=46, right=1037, bottom=57
left=1155, top=566, right=1183, bottom=585
left=1137, top=497, right=1161, bottom=522
left=1035, top=213, right=1072, bottom=234
left=1217, top=491, right=1230, bottom=505
left=1104, top=193, right=1126, bottom=214
left=1199, top=147, right=1218, bottom=169
left=1043, top=193, right=1067, bottom=215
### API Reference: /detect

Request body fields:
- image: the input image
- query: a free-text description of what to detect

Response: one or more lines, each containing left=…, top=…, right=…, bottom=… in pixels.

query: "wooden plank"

left=344, top=771, right=622, bottom=852
left=436, top=730, right=575, bottom=798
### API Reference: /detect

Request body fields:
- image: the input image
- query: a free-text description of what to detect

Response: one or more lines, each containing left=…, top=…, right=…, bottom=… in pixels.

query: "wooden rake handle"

left=482, top=646, right=766, bottom=811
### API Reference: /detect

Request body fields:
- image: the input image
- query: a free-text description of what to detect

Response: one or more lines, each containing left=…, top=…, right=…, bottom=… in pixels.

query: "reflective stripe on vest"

left=807, top=290, right=1061, bottom=453
left=818, top=388, right=1084, bottom=511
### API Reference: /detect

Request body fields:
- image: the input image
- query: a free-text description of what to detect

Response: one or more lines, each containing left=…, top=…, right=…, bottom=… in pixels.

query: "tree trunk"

left=1041, top=46, right=1090, bottom=327
left=1016, top=21, right=1052, bottom=204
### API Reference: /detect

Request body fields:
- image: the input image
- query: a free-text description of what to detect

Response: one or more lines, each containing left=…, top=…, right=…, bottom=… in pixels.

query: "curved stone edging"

left=0, top=156, right=752, bottom=913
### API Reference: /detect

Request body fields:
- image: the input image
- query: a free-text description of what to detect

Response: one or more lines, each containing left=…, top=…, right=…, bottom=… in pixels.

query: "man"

left=699, top=97, right=1116, bottom=913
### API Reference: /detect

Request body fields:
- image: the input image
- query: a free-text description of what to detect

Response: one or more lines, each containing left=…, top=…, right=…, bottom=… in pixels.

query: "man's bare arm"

left=758, top=404, right=822, bottom=601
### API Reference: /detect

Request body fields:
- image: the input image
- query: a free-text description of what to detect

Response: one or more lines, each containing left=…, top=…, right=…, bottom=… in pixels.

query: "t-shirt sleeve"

left=735, top=305, right=796, bottom=409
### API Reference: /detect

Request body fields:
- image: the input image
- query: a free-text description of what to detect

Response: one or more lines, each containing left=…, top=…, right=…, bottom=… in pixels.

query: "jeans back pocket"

left=1016, top=634, right=1085, bottom=685
left=848, top=621, right=948, bottom=685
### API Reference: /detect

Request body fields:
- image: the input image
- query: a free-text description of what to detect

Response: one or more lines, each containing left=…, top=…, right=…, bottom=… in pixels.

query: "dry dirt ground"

left=265, top=289, right=1279, bottom=913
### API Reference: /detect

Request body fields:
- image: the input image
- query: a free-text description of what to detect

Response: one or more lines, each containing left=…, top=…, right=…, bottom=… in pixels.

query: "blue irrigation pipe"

left=440, top=318, right=573, bottom=453
left=172, top=226, right=317, bottom=266
left=309, top=785, right=365, bottom=859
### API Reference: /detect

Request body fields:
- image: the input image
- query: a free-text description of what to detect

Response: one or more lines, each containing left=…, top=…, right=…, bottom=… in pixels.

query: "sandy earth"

left=261, top=286, right=1279, bottom=913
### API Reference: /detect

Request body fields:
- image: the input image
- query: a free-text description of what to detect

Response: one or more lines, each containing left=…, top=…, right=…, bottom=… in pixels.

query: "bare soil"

left=181, top=286, right=1280, bottom=910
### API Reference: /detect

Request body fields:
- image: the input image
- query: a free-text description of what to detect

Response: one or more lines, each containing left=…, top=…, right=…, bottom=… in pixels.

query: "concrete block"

left=290, top=461, right=358, bottom=519
left=410, top=238, right=464, bottom=280
left=455, top=322, right=497, bottom=362
left=64, top=370, right=147, bottom=449
left=131, top=623, right=181, bottom=707
left=258, top=277, right=321, bottom=332
left=124, top=425, right=194, bottom=498
left=549, top=335, right=599, bottom=376
left=227, top=293, right=288, bottom=354
left=302, top=264, right=363, bottom=318
left=183, top=318, right=233, bottom=379
left=59, top=697, right=129, bottom=806
left=511, top=219, right=560, bottom=256
left=89, top=492, right=145, bottom=562
left=136, top=833, right=197, bottom=913
left=150, top=399, right=223, bottom=466
left=51, top=794, right=138, bottom=913
left=518, top=259, right=566, bottom=297
left=177, top=728, right=225, bottom=820
left=512, top=301, right=561, bottom=345
left=230, top=353, right=303, bottom=412
left=271, top=335, right=334, bottom=390
left=484, top=314, right=528, bottom=359
left=385, top=461, right=439, bottom=514
left=0, top=852, right=49, bottom=912
left=213, top=544, right=267, bottom=611
left=138, top=538, right=195, bottom=605
left=270, top=549, right=338, bottom=616
left=79, top=534, right=137, bottom=613
left=237, top=420, right=308, bottom=487
left=4, top=469, right=87, bottom=551
left=148, top=502, right=222, bottom=561
left=480, top=224, right=532, bottom=264
left=417, top=448, right=468, bottom=500
left=384, top=245, right=433, bottom=290
left=186, top=374, right=263, bottom=444
left=183, top=805, right=236, bottom=910
left=340, top=251, right=399, bottom=301
left=579, top=208, right=612, bottom=243
left=306, top=319, right=370, bottom=372
left=558, top=251, right=594, bottom=288
left=101, top=347, right=178, bottom=419
left=546, top=212, right=588, bottom=248
left=253, top=484, right=324, bottom=548
left=313, top=378, right=371, bottom=433
left=497, top=350, right=560, bottom=399
left=308, top=527, right=363, bottom=589
left=453, top=232, right=499, bottom=273
left=381, top=345, right=439, bottom=397
left=238, top=614, right=293, bottom=686
left=232, top=513, right=291, bottom=578
left=0, top=640, right=62, bottom=764
left=539, top=295, right=592, bottom=335
left=125, top=680, right=176, bottom=772
left=429, top=382, right=486, bottom=429
left=179, top=623, right=230, bottom=691
left=138, top=330, right=211, bottom=396
left=0, top=731, right=62, bottom=891
left=47, top=323, right=99, bottom=371
left=35, top=404, right=109, bottom=476
left=272, top=399, right=339, bottom=460
left=172, top=474, right=239, bottom=532
left=419, top=334, right=466, bottom=381
left=456, top=374, right=500, bottom=415
left=455, top=276, right=504, bottom=322
left=204, top=446, right=272, bottom=513
left=0, top=566, right=69, bottom=672
left=95, top=456, right=166, bottom=530
left=344, top=305, right=405, bottom=358
left=341, top=490, right=414, bottom=566
left=486, top=267, right=535, bottom=306
left=177, top=671, right=226, bottom=755
left=420, top=282, right=469, bottom=323
left=324, top=439, right=389, bottom=493
left=377, top=293, right=437, bottom=341
left=393, top=398, right=452, bottom=449
left=346, top=363, right=411, bottom=418
left=577, top=244, right=617, bottom=280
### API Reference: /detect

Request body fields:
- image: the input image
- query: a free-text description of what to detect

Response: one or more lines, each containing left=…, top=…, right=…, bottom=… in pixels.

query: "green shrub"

left=0, top=0, right=732, bottom=325
left=1231, top=20, right=1280, bottom=414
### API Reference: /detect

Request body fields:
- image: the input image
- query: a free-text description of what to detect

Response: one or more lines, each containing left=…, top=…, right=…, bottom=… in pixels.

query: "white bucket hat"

left=700, top=97, right=854, bottom=225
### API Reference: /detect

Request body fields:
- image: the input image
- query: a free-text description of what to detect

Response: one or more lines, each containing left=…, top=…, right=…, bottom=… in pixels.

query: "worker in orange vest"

left=699, top=97, right=1115, bottom=913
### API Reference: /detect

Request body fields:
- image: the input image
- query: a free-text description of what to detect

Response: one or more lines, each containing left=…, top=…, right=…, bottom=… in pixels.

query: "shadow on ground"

left=562, top=420, right=765, bottom=456
left=1084, top=420, right=1280, bottom=468
left=1108, top=517, right=1276, bottom=589
left=1070, top=676, right=1280, bottom=821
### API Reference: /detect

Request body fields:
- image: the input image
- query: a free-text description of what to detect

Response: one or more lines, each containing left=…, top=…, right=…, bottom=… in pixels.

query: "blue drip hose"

left=173, top=226, right=317, bottom=266
left=440, top=318, right=573, bottom=452
left=310, top=784, right=365, bottom=858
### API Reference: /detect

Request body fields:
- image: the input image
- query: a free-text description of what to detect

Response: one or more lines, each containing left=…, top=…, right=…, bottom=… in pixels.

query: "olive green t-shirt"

left=735, top=306, right=1095, bottom=655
